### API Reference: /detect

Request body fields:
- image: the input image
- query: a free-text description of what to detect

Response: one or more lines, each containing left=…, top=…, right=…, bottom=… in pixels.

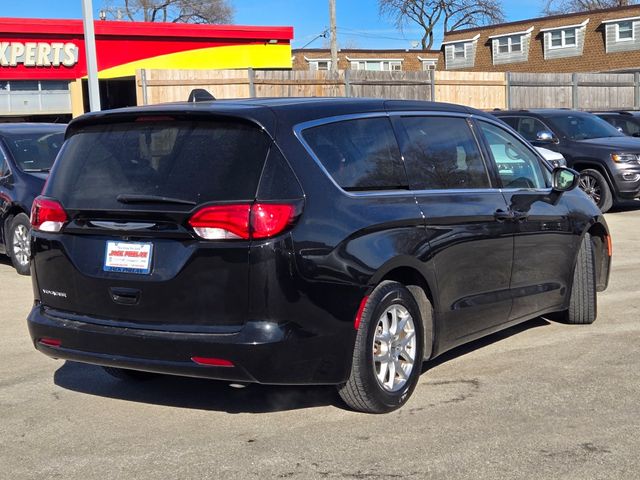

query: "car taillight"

left=188, top=203, right=297, bottom=240
left=251, top=203, right=297, bottom=239
left=188, top=204, right=251, bottom=240
left=31, top=197, right=68, bottom=233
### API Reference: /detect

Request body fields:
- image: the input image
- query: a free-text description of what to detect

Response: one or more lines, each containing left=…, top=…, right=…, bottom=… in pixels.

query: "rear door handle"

left=110, top=287, right=141, bottom=306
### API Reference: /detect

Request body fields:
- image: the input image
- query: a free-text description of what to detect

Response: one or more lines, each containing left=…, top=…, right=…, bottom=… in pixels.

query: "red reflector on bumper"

left=191, top=356, right=234, bottom=367
left=39, top=338, right=62, bottom=347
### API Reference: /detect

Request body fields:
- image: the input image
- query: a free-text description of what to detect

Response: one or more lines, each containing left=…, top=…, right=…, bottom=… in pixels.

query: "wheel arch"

left=371, top=264, right=436, bottom=361
left=571, top=161, right=615, bottom=192
left=585, top=222, right=611, bottom=292
left=2, top=204, right=29, bottom=247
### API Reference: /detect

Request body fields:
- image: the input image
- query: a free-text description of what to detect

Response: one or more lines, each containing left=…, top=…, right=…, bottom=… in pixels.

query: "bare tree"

left=543, top=0, right=637, bottom=15
left=442, top=0, right=504, bottom=32
left=102, top=0, right=234, bottom=23
left=379, top=0, right=504, bottom=49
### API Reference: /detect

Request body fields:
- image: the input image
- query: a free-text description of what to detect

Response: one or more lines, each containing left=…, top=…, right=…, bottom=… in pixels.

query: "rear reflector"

left=606, top=234, right=613, bottom=257
left=191, top=356, right=234, bottom=367
left=31, top=197, right=68, bottom=233
left=188, top=202, right=297, bottom=241
left=354, top=296, right=369, bottom=330
left=38, top=338, right=62, bottom=347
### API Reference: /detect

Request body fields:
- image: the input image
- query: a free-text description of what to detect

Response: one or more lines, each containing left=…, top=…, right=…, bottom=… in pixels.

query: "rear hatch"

left=33, top=115, right=272, bottom=332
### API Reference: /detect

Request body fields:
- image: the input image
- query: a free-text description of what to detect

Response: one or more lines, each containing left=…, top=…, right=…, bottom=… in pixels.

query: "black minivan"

left=28, top=99, right=611, bottom=413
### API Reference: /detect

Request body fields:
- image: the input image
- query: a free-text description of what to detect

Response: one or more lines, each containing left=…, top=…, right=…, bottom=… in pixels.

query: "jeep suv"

left=493, top=109, right=640, bottom=212
left=0, top=123, right=65, bottom=274
left=27, top=99, right=610, bottom=413
left=592, top=111, right=640, bottom=137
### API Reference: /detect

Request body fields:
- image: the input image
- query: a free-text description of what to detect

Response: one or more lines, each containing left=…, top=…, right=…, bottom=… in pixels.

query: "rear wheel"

left=7, top=213, right=32, bottom=276
left=578, top=169, right=613, bottom=213
left=102, top=367, right=158, bottom=381
left=564, top=233, right=597, bottom=325
left=338, top=281, right=424, bottom=413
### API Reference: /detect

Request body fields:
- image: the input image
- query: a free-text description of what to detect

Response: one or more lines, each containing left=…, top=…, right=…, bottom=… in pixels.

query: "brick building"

left=292, top=49, right=440, bottom=71
left=440, top=5, right=640, bottom=72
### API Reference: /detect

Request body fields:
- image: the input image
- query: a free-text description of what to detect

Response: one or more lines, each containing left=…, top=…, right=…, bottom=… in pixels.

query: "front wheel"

left=578, top=169, right=613, bottom=213
left=7, top=213, right=32, bottom=276
left=564, top=233, right=597, bottom=325
left=338, top=281, right=424, bottom=413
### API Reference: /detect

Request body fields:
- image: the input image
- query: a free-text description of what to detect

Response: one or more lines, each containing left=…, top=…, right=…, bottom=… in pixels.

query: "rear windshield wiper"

left=116, top=194, right=196, bottom=206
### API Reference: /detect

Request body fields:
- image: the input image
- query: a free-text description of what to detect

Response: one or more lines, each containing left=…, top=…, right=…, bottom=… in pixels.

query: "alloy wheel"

left=12, top=224, right=30, bottom=267
left=578, top=174, right=602, bottom=206
left=372, top=304, right=417, bottom=392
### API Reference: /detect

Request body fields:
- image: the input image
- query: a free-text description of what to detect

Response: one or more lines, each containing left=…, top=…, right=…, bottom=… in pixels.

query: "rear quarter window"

left=45, top=120, right=271, bottom=209
left=302, top=117, right=407, bottom=191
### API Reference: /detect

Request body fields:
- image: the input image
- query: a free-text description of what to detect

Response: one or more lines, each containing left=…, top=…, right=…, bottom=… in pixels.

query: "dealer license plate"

left=103, top=241, right=153, bottom=274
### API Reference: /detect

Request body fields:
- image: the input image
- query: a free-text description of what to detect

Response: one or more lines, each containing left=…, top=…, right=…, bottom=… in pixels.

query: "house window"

left=453, top=43, right=466, bottom=58
left=550, top=28, right=577, bottom=48
left=309, top=60, right=331, bottom=71
left=422, top=60, right=437, bottom=71
left=617, top=21, right=634, bottom=41
left=497, top=35, right=522, bottom=54
left=350, top=60, right=402, bottom=71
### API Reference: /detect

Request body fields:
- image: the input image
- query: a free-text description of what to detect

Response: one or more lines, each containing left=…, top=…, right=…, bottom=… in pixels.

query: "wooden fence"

left=136, top=68, right=640, bottom=111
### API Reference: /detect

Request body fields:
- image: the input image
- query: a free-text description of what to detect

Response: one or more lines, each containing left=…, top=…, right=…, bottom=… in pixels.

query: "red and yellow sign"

left=0, top=18, right=293, bottom=80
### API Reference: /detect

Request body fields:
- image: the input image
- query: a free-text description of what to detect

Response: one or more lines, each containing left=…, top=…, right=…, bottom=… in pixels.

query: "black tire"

left=7, top=213, right=32, bottom=276
left=564, top=233, right=597, bottom=325
left=338, top=281, right=424, bottom=413
left=578, top=169, right=613, bottom=213
left=102, top=367, right=158, bottom=381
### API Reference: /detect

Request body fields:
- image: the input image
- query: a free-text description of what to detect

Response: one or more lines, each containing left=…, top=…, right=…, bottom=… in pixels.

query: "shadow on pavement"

left=424, top=316, right=550, bottom=372
left=53, top=317, right=551, bottom=413
left=54, top=361, right=341, bottom=413
left=608, top=200, right=640, bottom=213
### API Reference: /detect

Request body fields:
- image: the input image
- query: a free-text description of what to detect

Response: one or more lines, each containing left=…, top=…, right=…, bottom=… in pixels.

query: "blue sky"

left=3, top=0, right=545, bottom=49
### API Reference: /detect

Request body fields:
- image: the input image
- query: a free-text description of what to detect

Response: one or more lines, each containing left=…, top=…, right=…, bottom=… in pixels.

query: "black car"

left=492, top=109, right=640, bottom=212
left=0, top=123, right=65, bottom=274
left=593, top=111, right=640, bottom=137
left=27, top=99, right=610, bottom=413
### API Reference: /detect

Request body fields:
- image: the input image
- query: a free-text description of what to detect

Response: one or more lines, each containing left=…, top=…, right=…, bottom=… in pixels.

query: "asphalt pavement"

left=1, top=205, right=639, bottom=479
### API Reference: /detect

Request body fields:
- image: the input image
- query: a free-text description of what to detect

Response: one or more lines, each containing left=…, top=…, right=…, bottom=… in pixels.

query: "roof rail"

left=187, top=89, right=216, bottom=103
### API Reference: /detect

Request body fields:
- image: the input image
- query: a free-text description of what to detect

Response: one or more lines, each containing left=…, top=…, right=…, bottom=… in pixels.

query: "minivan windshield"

left=45, top=119, right=271, bottom=210
left=3, top=130, right=65, bottom=172
left=546, top=112, right=624, bottom=141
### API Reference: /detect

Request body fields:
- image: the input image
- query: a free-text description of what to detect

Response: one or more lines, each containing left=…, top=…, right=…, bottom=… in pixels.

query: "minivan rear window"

left=302, top=117, right=408, bottom=191
left=45, top=120, right=271, bottom=209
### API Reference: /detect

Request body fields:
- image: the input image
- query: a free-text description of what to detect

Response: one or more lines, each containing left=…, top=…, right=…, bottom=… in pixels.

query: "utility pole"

left=81, top=0, right=101, bottom=111
left=329, top=0, right=338, bottom=72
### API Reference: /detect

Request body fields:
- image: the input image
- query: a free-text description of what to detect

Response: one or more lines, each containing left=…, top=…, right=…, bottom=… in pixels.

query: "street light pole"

left=329, top=0, right=338, bottom=72
left=81, top=0, right=101, bottom=111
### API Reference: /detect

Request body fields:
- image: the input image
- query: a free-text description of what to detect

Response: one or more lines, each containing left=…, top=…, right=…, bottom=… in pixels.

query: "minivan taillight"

left=31, top=197, right=68, bottom=233
left=188, top=203, right=297, bottom=240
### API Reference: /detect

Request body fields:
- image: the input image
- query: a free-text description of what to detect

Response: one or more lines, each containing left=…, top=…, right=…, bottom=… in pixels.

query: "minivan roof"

left=67, top=97, right=491, bottom=139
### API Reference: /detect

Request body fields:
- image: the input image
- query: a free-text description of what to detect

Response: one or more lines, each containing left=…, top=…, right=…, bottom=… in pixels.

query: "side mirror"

left=552, top=167, right=579, bottom=192
left=536, top=130, right=558, bottom=144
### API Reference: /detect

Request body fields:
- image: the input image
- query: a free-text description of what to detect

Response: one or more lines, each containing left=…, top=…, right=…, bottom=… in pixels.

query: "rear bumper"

left=27, top=305, right=355, bottom=385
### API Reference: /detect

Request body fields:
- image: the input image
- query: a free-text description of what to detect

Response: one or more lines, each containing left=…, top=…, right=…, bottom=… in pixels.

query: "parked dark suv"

left=0, top=123, right=65, bottom=274
left=593, top=110, right=640, bottom=137
left=28, top=99, right=610, bottom=413
left=493, top=109, right=640, bottom=212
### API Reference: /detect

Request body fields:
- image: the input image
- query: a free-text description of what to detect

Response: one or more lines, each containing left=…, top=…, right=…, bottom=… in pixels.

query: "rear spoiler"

left=187, top=89, right=216, bottom=103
